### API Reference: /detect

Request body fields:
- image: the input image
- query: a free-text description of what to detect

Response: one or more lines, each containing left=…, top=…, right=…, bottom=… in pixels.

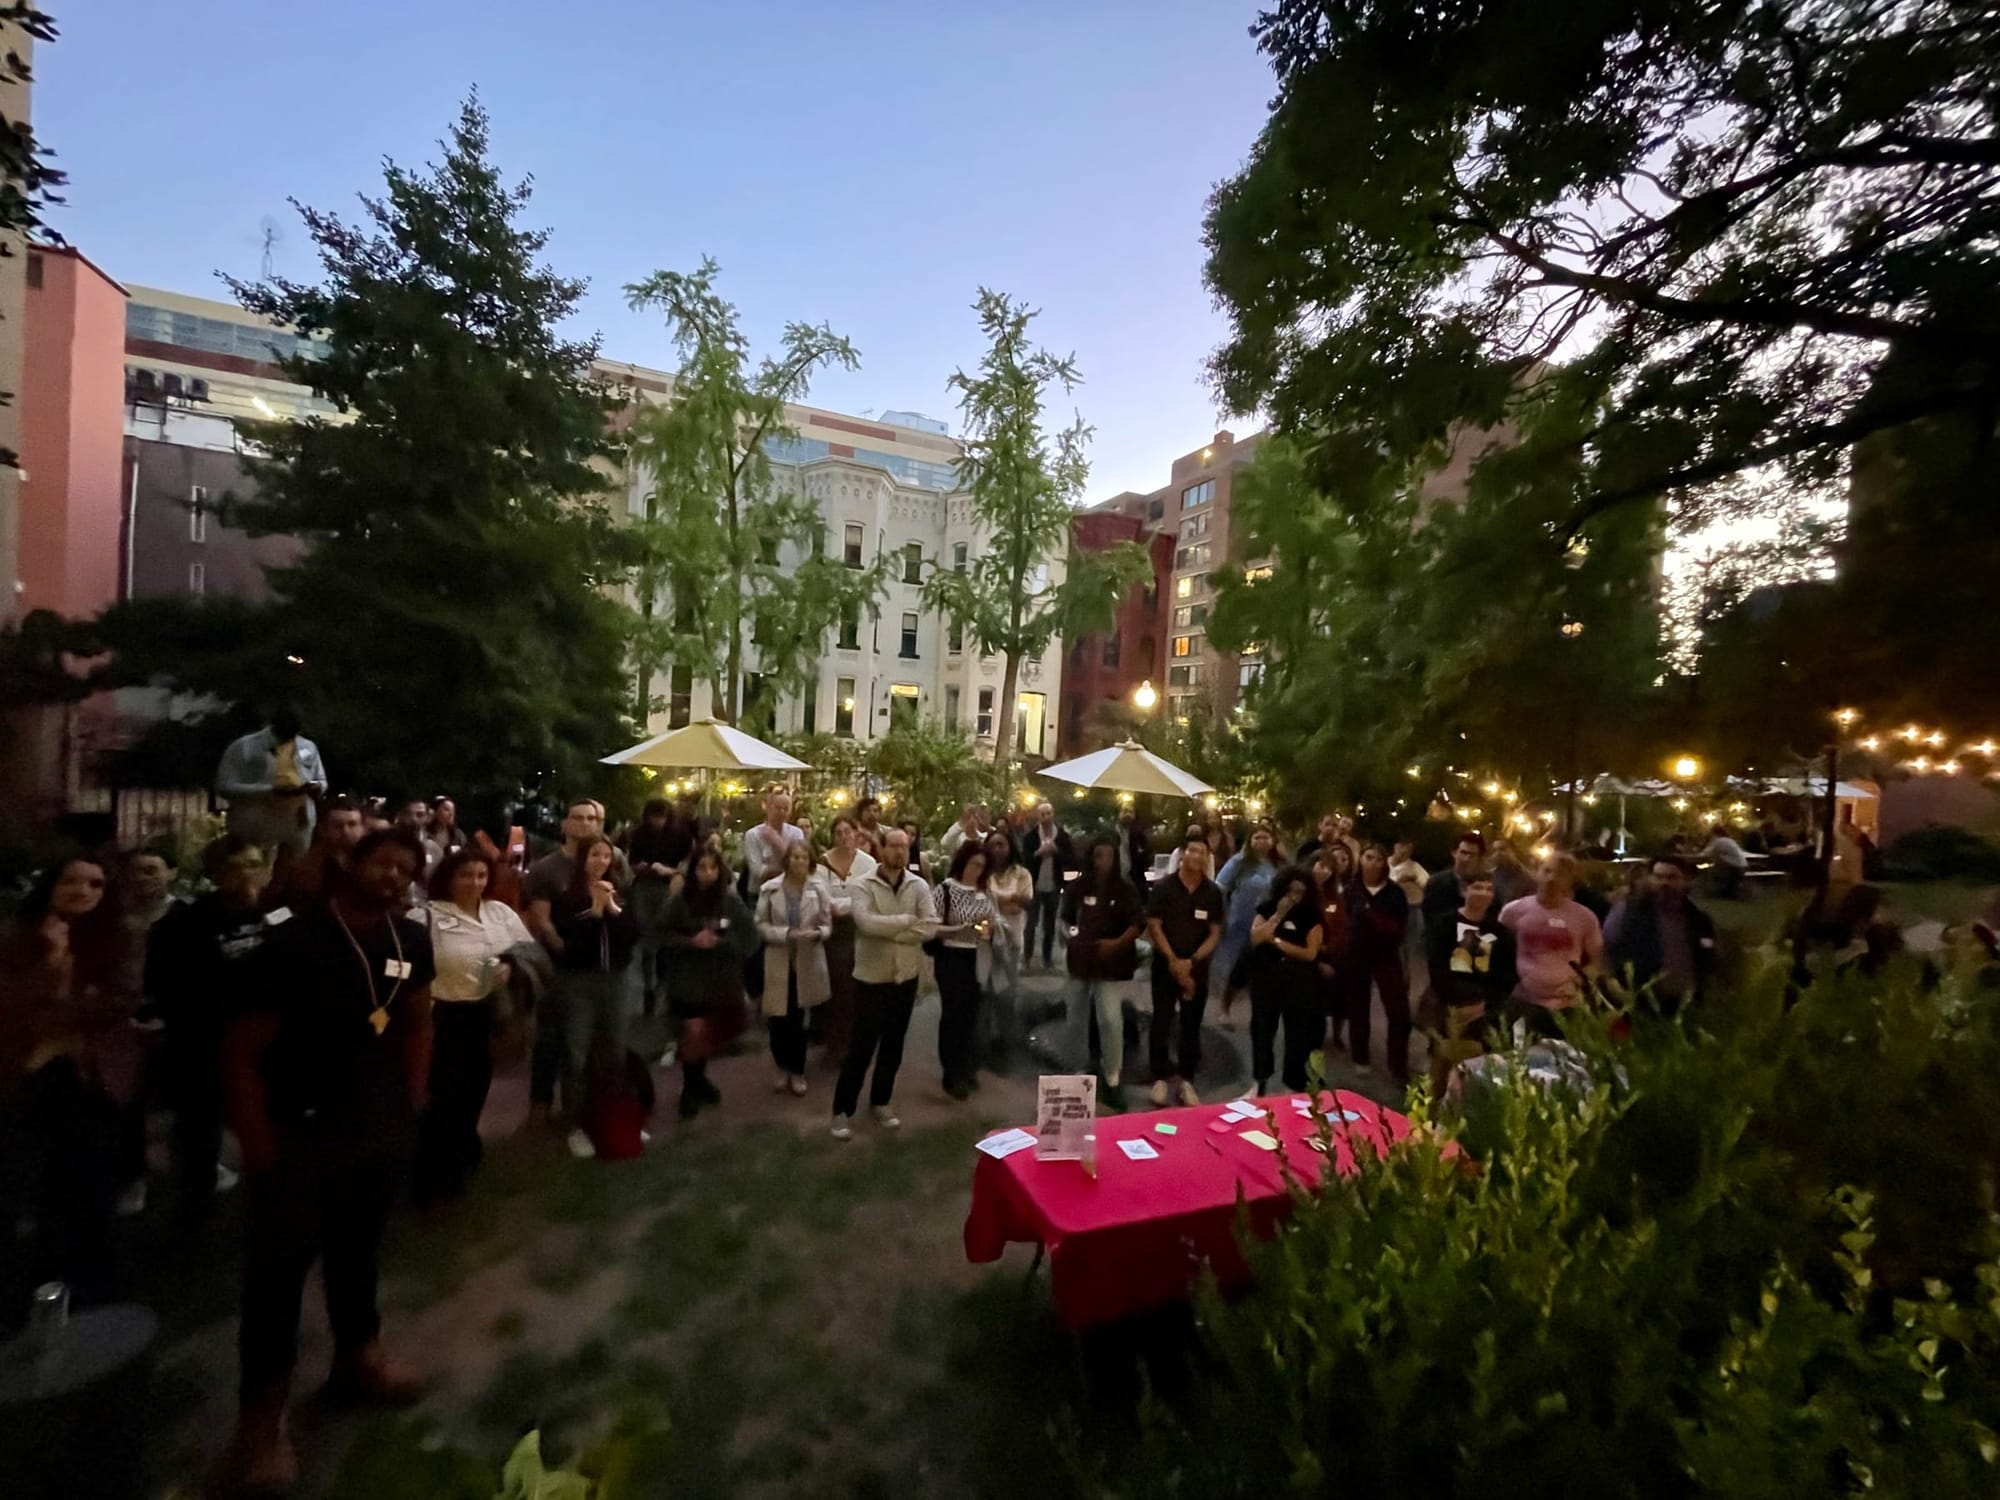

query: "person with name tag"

left=1144, top=829, right=1224, bottom=1106
left=1499, top=851, right=1604, bottom=1035
left=216, top=828, right=436, bottom=1493
left=548, top=836, right=642, bottom=1159
left=1061, top=835, right=1147, bottom=1092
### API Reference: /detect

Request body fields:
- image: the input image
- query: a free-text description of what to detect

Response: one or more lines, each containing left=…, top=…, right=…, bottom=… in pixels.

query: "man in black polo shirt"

left=215, top=829, right=436, bottom=1492
left=1145, top=829, right=1224, bottom=1106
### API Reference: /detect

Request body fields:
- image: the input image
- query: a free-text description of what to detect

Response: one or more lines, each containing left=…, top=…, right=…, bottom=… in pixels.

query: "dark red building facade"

left=1059, top=512, right=1173, bottom=755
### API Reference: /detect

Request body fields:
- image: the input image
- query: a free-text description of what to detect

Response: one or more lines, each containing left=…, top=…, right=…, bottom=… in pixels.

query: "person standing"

left=938, top=803, right=984, bottom=863
left=1348, top=845, right=1414, bottom=1084
left=214, top=707, right=329, bottom=862
left=394, top=799, right=445, bottom=881
left=1500, top=852, right=1605, bottom=1032
left=661, top=849, right=757, bottom=1119
left=548, top=837, right=642, bottom=1157
left=1423, top=872, right=1516, bottom=1094
left=1248, top=865, right=1324, bottom=1094
left=271, top=795, right=367, bottom=910
left=1061, top=835, right=1145, bottom=1090
left=853, top=796, right=886, bottom=859
left=742, top=790, right=806, bottom=890
left=0, top=855, right=137, bottom=1301
left=1489, top=840, right=1535, bottom=907
left=982, top=830, right=1032, bottom=1055
left=144, top=836, right=277, bottom=1222
left=1422, top=832, right=1489, bottom=919
left=832, top=829, right=935, bottom=1139
left=523, top=798, right=632, bottom=1126
left=1115, top=802, right=1153, bottom=887
left=1145, top=830, right=1224, bottom=1106
left=815, top=816, right=877, bottom=1065
left=1604, top=856, right=1719, bottom=1015
left=1697, top=824, right=1749, bottom=899
left=755, top=842, right=832, bottom=1097
left=933, top=842, right=997, bottom=1101
left=1312, top=845, right=1358, bottom=1054
left=408, top=848, right=532, bottom=1204
left=1215, top=823, right=1280, bottom=1014
left=215, top=830, right=433, bottom=1492
left=1022, top=801, right=1076, bottom=971
left=624, top=797, right=692, bottom=1017
left=429, top=797, right=469, bottom=857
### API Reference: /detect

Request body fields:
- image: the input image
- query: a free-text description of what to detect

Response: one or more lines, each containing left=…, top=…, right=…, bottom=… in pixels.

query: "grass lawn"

left=1702, top=877, right=1993, bottom=947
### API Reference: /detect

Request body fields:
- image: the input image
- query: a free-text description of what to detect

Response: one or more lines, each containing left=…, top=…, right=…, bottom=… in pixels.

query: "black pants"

left=414, top=1000, right=494, bottom=1207
left=1250, top=972, right=1320, bottom=1091
left=833, top=979, right=916, bottom=1117
left=167, top=1019, right=226, bottom=1214
left=1025, top=889, right=1062, bottom=965
left=768, top=971, right=807, bottom=1077
left=1346, top=952, right=1412, bottom=1080
left=239, top=1144, right=399, bottom=1401
left=935, top=947, right=982, bottom=1088
left=1149, top=960, right=1208, bottom=1082
left=5, top=1060, right=123, bottom=1303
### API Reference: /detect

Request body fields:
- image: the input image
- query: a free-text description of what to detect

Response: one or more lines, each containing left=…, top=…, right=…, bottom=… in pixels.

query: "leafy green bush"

left=1090, top=967, right=2000, bottom=1498
left=1883, top=824, right=2000, bottom=882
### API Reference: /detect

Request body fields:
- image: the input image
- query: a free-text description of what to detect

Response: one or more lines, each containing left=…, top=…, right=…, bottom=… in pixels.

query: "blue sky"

left=38, top=0, right=1276, bottom=498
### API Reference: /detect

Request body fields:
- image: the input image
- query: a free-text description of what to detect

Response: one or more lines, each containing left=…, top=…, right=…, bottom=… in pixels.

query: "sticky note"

left=1239, top=1129, right=1281, bottom=1152
left=1154, top=1123, right=1178, bottom=1136
left=1118, top=1138, right=1160, bottom=1161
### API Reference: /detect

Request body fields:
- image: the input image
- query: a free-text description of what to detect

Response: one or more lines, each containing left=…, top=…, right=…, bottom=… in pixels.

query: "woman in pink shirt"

left=1498, top=852, right=1603, bottom=1034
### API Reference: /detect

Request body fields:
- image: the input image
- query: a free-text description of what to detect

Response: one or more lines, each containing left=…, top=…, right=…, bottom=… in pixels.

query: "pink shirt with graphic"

left=1499, top=896, right=1603, bottom=1008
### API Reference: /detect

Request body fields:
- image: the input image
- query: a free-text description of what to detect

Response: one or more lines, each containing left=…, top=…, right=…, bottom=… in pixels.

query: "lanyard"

left=332, top=903, right=406, bottom=1036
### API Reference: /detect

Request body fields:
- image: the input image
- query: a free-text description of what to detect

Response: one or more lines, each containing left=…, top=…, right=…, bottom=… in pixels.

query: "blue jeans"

left=1068, top=976, right=1127, bottom=1082
left=558, top=966, right=637, bottom=1123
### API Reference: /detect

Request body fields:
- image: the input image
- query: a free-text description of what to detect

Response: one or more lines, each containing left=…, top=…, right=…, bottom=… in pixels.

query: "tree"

left=862, top=716, right=993, bottom=836
left=0, top=2, right=62, bottom=479
left=1206, top=0, right=2000, bottom=720
left=922, top=290, right=1147, bottom=767
left=1209, top=432, right=1665, bottom=827
left=622, top=260, right=889, bottom=729
left=201, top=95, right=635, bottom=805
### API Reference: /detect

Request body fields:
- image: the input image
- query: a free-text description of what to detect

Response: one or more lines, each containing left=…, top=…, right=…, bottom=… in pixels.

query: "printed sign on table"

left=1035, top=1074, right=1097, bottom=1162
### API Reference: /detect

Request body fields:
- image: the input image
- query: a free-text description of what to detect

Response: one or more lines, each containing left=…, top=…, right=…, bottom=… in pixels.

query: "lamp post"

left=1132, top=679, right=1158, bottom=714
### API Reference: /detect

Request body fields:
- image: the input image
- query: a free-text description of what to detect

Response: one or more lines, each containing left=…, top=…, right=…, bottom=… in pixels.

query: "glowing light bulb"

left=1672, top=756, right=1700, bottom=779
left=1859, top=736, right=1881, bottom=751
left=1482, top=781, right=1501, bottom=797
left=1834, top=707, right=1859, bottom=726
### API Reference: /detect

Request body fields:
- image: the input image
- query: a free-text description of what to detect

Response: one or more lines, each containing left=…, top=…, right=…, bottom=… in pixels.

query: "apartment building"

left=1082, top=428, right=1265, bottom=726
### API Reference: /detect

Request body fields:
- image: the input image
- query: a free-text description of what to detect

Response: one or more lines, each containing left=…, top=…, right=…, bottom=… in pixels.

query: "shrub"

left=1091, top=966, right=2000, bottom=1499
left=1882, top=823, right=2000, bottom=882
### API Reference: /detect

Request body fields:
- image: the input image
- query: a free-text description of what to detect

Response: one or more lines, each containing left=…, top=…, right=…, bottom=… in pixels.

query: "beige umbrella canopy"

left=601, top=717, right=810, bottom=772
left=1036, top=739, right=1214, bottom=800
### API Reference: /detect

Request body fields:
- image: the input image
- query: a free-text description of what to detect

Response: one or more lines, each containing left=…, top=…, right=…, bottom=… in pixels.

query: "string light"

left=1834, top=707, right=1859, bottom=727
left=1942, top=760, right=1961, bottom=776
left=1482, top=781, right=1501, bottom=796
left=1501, top=790, right=1519, bottom=804
left=1406, top=764, right=1422, bottom=778
left=1859, top=736, right=1881, bottom=751
left=1926, top=731, right=1946, bottom=748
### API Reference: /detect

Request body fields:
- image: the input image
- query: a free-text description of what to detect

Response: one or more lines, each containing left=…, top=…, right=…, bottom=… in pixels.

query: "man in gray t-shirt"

left=526, top=798, right=633, bottom=953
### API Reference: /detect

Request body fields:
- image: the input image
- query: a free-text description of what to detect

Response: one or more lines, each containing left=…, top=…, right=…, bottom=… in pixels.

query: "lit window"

left=835, top=677, right=857, bottom=737
left=1244, top=564, right=1274, bottom=582
left=1172, top=635, right=1195, bottom=658
left=1174, top=577, right=1193, bottom=600
left=890, top=683, right=919, bottom=727
left=1181, top=480, right=1214, bottom=511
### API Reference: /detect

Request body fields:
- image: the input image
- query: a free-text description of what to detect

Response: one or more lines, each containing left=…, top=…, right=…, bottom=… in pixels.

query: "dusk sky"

left=39, top=1, right=1278, bottom=498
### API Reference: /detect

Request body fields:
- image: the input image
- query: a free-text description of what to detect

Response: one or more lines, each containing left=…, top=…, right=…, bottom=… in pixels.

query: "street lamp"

left=1132, top=679, right=1158, bottom=713
left=1671, top=755, right=1701, bottom=780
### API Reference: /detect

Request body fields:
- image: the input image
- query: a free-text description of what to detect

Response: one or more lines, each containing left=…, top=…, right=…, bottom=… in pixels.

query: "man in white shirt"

left=1698, top=824, right=1749, bottom=898
left=742, top=790, right=805, bottom=889
left=215, top=708, right=328, bottom=859
left=833, top=829, right=936, bottom=1139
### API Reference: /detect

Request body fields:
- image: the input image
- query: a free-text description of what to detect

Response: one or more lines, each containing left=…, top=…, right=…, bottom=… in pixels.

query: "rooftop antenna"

left=258, top=215, right=282, bottom=280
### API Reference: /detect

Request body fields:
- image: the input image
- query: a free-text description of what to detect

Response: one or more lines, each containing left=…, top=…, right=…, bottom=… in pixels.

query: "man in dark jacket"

left=1061, top=836, right=1145, bottom=1090
left=1023, top=801, right=1078, bottom=969
left=1115, top=803, right=1153, bottom=888
left=1605, top=857, right=1720, bottom=1014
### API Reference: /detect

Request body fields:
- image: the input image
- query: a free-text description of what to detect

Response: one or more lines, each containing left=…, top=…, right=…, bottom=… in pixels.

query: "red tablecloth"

left=963, top=1091, right=1414, bottom=1330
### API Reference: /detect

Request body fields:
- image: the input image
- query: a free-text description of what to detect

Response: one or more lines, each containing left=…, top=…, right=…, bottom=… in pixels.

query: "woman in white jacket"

left=756, top=841, right=833, bottom=1095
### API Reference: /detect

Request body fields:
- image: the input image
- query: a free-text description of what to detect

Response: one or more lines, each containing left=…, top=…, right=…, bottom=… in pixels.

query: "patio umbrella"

left=600, top=717, right=810, bottom=772
left=1036, top=740, right=1214, bottom=799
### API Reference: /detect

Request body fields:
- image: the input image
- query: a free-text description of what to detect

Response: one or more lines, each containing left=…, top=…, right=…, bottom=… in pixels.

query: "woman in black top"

left=549, top=836, right=641, bottom=1159
left=662, top=847, right=757, bottom=1118
left=624, top=797, right=691, bottom=1017
left=1248, top=865, right=1324, bottom=1093
left=1349, top=845, right=1413, bottom=1084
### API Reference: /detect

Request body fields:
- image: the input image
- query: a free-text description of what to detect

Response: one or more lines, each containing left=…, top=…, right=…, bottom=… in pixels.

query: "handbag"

left=922, top=885, right=952, bottom=958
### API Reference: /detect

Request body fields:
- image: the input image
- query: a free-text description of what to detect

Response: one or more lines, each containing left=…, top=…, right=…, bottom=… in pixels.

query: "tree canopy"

left=147, top=95, right=638, bottom=806
left=622, top=260, right=887, bottom=730
left=921, top=290, right=1147, bottom=766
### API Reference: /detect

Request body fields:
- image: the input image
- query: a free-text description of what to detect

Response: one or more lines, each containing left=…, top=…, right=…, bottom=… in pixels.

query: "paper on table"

left=975, top=1128, right=1037, bottom=1160
left=1118, top=1138, right=1160, bottom=1161
left=1239, top=1129, right=1281, bottom=1152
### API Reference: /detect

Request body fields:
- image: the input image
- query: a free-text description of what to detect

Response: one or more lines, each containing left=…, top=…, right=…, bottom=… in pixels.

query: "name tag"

left=1549, top=918, right=1568, bottom=930
left=1700, top=937, right=1716, bottom=949
left=1061, top=870, right=1077, bottom=881
left=384, top=958, right=413, bottom=980
left=264, top=906, right=292, bottom=926
left=1194, top=909, right=1209, bottom=920
left=718, top=918, right=730, bottom=930
left=1084, top=895, right=1098, bottom=907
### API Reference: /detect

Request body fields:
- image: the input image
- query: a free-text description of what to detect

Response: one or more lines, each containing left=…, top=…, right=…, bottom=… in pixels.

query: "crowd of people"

left=3, top=757, right=1958, bottom=1492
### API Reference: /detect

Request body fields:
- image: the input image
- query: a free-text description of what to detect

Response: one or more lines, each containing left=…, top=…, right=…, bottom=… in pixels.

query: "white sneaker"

left=831, top=1118, right=854, bottom=1141
left=215, top=1163, right=241, bottom=1194
left=1150, top=1080, right=1171, bottom=1107
left=1177, top=1079, right=1201, bottom=1106
left=115, top=1180, right=148, bottom=1218
left=656, top=1045, right=677, bottom=1068
left=566, top=1128, right=597, bottom=1160
left=788, top=1075, right=808, bottom=1097
left=1104, top=1072, right=1121, bottom=1090
left=639, top=1130, right=652, bottom=1146
left=873, top=1105, right=902, bottom=1130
